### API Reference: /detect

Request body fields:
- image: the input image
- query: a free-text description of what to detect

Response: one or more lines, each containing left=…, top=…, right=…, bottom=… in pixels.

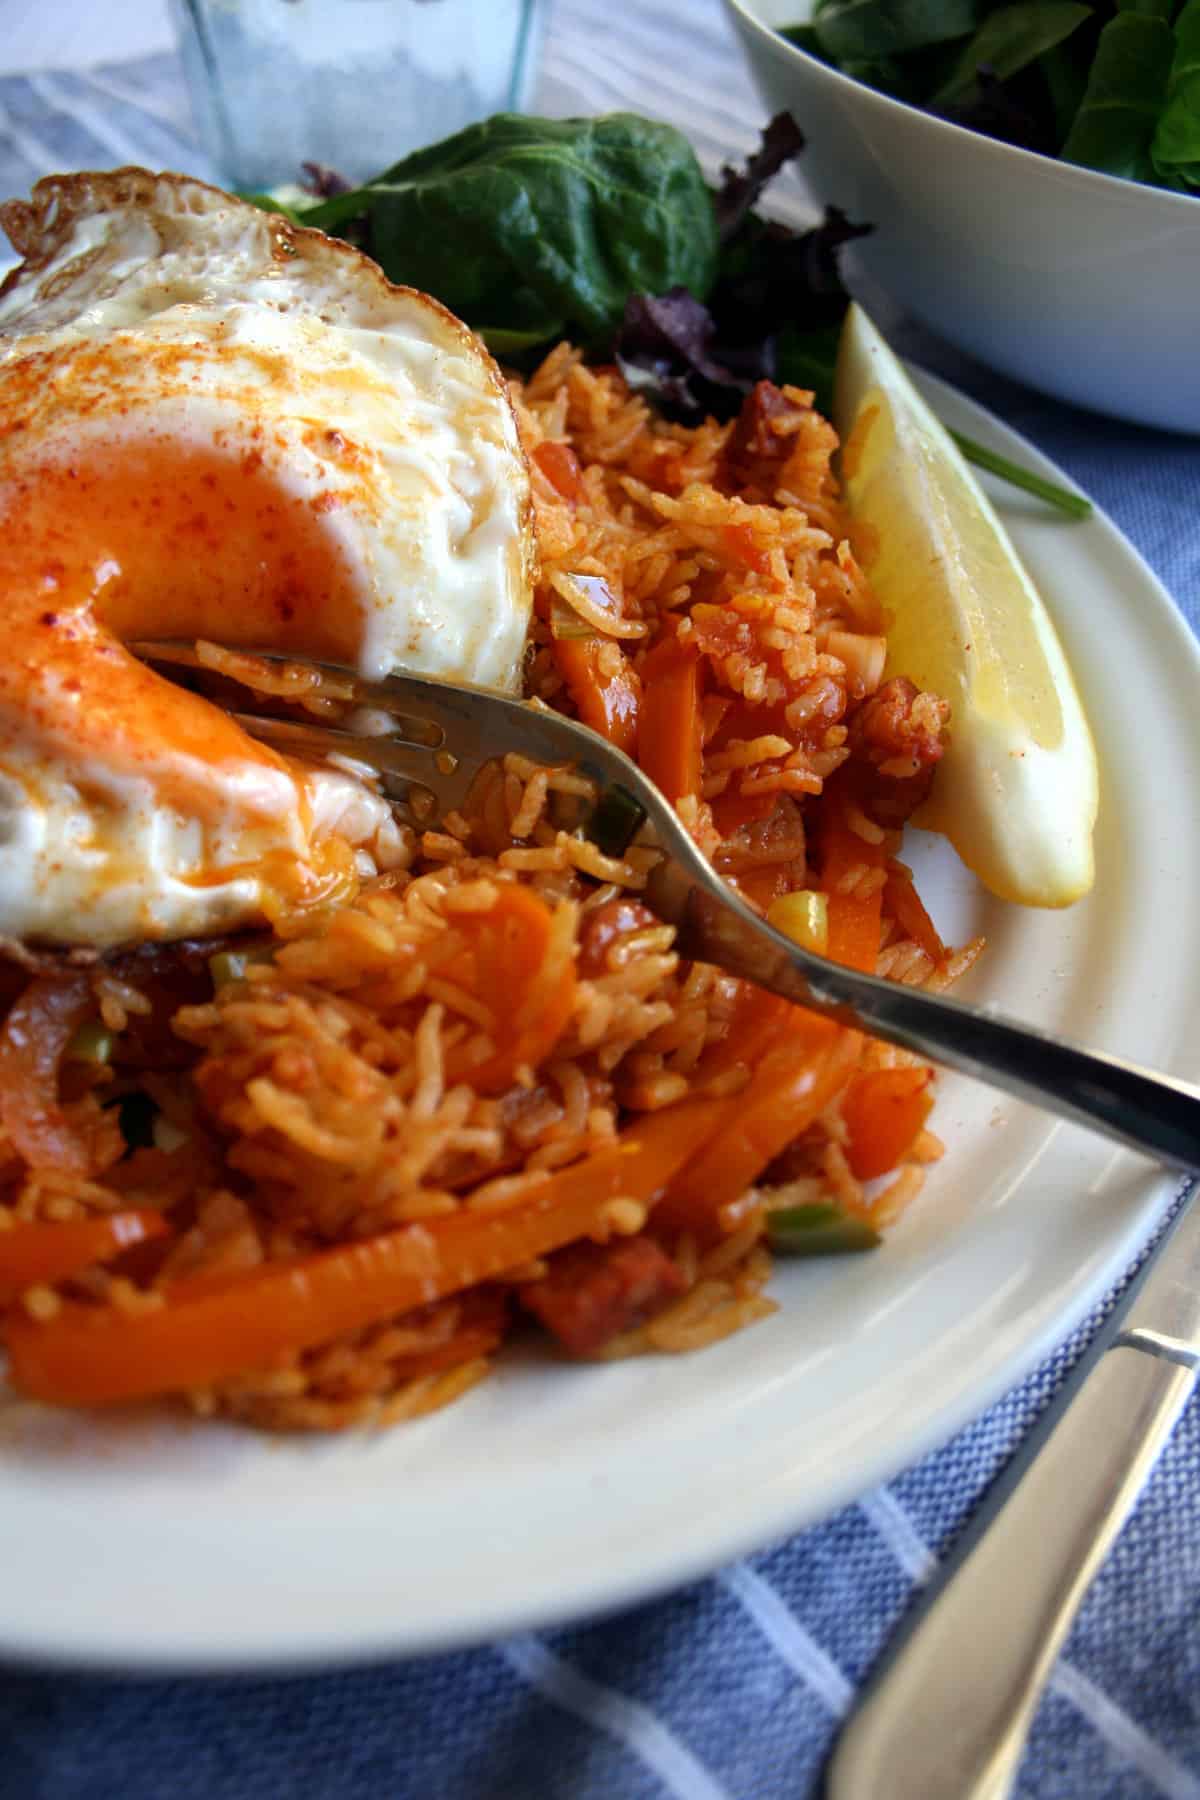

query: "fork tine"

left=128, top=635, right=696, bottom=854
left=131, top=640, right=446, bottom=751
left=230, top=715, right=447, bottom=824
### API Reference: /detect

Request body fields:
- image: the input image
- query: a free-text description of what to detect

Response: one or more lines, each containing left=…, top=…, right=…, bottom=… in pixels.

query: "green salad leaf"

left=1039, top=36, right=1095, bottom=140
left=811, top=0, right=987, bottom=62
left=243, top=108, right=1089, bottom=518
left=780, top=0, right=1200, bottom=196
left=1061, top=9, right=1177, bottom=178
left=776, top=320, right=846, bottom=417
left=932, top=1, right=1092, bottom=105
left=295, top=112, right=718, bottom=347
left=1151, top=0, right=1200, bottom=185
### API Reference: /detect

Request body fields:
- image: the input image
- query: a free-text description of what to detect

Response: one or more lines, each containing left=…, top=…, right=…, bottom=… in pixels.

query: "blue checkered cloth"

left=1, top=6, right=1199, bottom=1794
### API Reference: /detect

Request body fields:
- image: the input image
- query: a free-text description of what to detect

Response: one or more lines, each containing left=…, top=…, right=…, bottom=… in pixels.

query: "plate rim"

left=1, top=369, right=1197, bottom=1673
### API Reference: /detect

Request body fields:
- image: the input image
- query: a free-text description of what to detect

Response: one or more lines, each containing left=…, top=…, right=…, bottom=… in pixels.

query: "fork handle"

left=673, top=884, right=1200, bottom=1174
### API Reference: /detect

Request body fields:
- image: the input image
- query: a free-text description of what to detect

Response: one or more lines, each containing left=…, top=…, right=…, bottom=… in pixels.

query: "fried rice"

left=0, top=352, right=982, bottom=1432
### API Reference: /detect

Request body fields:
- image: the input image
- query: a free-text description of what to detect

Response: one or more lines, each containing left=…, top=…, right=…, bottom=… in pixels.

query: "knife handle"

left=827, top=1340, right=1196, bottom=1800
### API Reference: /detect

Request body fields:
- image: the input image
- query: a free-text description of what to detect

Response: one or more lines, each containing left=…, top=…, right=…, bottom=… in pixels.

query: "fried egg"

left=0, top=168, right=535, bottom=947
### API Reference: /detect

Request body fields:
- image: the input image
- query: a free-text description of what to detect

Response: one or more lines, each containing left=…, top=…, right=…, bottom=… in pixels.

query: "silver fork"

left=136, top=640, right=1200, bottom=1174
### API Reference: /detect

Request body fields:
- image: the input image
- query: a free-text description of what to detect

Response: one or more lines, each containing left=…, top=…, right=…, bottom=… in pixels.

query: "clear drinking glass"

left=172, top=0, right=544, bottom=192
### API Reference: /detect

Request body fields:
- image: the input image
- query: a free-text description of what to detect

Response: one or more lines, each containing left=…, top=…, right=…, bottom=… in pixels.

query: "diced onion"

left=550, top=570, right=649, bottom=640
left=548, top=595, right=596, bottom=641
left=823, top=630, right=886, bottom=697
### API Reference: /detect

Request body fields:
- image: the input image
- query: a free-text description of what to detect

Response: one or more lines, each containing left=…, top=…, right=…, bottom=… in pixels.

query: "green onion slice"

left=65, top=1019, right=116, bottom=1066
left=587, top=784, right=647, bottom=858
left=767, top=1202, right=881, bottom=1256
left=952, top=432, right=1092, bottom=520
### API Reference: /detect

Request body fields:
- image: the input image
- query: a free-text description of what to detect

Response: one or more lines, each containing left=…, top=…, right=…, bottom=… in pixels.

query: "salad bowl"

left=724, top=0, right=1200, bottom=433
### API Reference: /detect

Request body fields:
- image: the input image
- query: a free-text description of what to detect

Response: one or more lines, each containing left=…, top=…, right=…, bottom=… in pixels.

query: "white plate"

left=2, top=373, right=1198, bottom=1672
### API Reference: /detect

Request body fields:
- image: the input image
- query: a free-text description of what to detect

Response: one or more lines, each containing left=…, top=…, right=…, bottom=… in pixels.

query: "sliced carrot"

left=444, top=886, right=577, bottom=1094
left=532, top=440, right=583, bottom=503
left=842, top=1068, right=934, bottom=1181
left=818, top=789, right=886, bottom=974
left=552, top=637, right=641, bottom=755
left=883, top=862, right=946, bottom=963
left=0, top=1211, right=168, bottom=1304
left=0, top=975, right=93, bottom=1174
left=4, top=1098, right=722, bottom=1408
left=657, top=1019, right=863, bottom=1238
left=825, top=891, right=882, bottom=973
left=637, top=635, right=702, bottom=803
left=694, top=985, right=796, bottom=1088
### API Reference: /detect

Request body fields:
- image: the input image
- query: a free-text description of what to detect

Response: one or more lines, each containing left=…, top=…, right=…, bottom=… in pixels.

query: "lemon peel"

left=833, top=304, right=1098, bottom=907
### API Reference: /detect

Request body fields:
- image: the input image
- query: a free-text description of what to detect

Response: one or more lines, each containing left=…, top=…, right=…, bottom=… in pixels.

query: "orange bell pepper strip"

left=883, top=862, right=946, bottom=963
left=657, top=1019, right=863, bottom=1239
left=443, top=886, right=577, bottom=1095
left=4, top=1097, right=723, bottom=1409
left=842, top=1067, right=934, bottom=1181
left=0, top=1211, right=168, bottom=1304
left=637, top=634, right=703, bottom=804
left=818, top=789, right=887, bottom=974
left=552, top=638, right=641, bottom=755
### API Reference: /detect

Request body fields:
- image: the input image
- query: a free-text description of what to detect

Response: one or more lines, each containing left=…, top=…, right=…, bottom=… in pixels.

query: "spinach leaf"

left=940, top=64, right=1060, bottom=150
left=240, top=190, right=311, bottom=224
left=612, top=204, right=871, bottom=424
left=1038, top=36, right=1094, bottom=146
left=1117, top=0, right=1174, bottom=19
left=776, top=319, right=845, bottom=417
left=779, top=23, right=831, bottom=55
left=932, top=2, right=1092, bottom=106
left=812, top=0, right=987, bottom=65
left=300, top=113, right=718, bottom=346
left=1061, top=10, right=1177, bottom=178
left=776, top=0, right=1200, bottom=194
left=1151, top=0, right=1200, bottom=187
left=477, top=324, right=561, bottom=356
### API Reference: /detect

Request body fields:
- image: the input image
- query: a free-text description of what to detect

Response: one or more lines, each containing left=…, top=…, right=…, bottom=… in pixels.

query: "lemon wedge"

left=832, top=303, right=1098, bottom=907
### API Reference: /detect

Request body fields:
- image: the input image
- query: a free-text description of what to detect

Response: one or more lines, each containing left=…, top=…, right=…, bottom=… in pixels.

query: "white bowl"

left=723, top=0, right=1200, bottom=433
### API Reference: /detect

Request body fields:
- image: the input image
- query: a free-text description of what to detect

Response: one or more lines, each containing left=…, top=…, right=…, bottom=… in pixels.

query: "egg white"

left=0, top=170, right=534, bottom=947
